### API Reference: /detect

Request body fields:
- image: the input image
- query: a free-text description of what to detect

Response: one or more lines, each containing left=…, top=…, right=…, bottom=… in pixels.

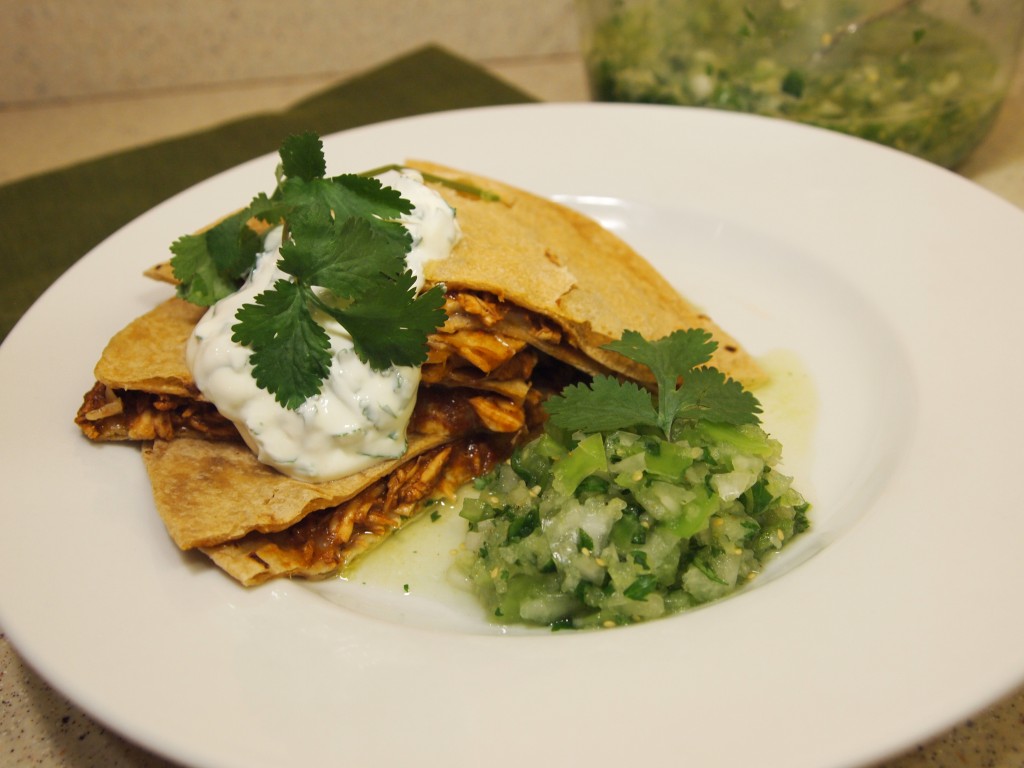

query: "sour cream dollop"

left=186, top=169, right=460, bottom=482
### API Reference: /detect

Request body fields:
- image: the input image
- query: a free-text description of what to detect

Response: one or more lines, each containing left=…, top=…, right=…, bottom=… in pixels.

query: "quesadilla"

left=75, top=161, right=762, bottom=585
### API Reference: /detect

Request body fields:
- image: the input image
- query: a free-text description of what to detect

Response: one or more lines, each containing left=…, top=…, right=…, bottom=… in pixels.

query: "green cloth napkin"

left=0, top=46, right=533, bottom=342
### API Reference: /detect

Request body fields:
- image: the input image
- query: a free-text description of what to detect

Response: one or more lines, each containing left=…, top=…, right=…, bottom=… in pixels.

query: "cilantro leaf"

left=319, top=280, right=448, bottom=368
left=674, top=367, right=762, bottom=426
left=278, top=131, right=326, bottom=181
left=277, top=174, right=413, bottom=248
left=324, top=173, right=414, bottom=220
left=245, top=192, right=289, bottom=229
left=170, top=210, right=262, bottom=306
left=278, top=215, right=408, bottom=298
left=545, top=328, right=760, bottom=438
left=169, top=231, right=236, bottom=306
left=231, top=280, right=331, bottom=409
left=605, top=328, right=715, bottom=375
left=544, top=377, right=658, bottom=433
left=605, top=329, right=716, bottom=435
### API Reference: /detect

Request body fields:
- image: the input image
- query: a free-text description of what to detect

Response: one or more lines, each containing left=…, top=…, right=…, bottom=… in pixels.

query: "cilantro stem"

left=307, top=287, right=347, bottom=318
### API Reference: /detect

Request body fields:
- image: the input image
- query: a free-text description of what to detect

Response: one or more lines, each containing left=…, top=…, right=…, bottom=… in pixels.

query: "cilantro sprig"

left=169, top=131, right=448, bottom=410
left=543, top=329, right=761, bottom=438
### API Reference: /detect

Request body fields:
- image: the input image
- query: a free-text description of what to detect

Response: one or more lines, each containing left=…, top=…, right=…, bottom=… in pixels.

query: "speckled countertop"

left=2, top=39, right=1024, bottom=768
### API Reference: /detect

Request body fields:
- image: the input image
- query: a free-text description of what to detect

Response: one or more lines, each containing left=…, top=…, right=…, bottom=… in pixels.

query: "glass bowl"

left=576, top=0, right=1024, bottom=167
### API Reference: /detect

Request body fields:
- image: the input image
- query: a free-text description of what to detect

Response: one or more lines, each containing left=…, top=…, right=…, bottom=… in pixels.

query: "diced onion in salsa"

left=455, top=422, right=809, bottom=629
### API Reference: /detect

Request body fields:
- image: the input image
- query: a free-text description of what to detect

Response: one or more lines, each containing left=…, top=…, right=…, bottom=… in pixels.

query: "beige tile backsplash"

left=4, top=0, right=581, bottom=104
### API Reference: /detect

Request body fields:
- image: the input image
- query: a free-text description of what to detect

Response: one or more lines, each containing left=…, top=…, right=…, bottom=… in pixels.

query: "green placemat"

left=0, top=45, right=533, bottom=342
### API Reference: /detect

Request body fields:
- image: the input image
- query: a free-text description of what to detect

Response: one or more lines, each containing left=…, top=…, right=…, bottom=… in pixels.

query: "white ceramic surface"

left=1, top=103, right=1022, bottom=768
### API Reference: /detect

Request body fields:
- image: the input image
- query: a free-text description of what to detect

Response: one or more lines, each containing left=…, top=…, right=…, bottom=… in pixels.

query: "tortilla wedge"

left=142, top=431, right=458, bottom=550
left=409, top=161, right=761, bottom=385
left=76, top=162, right=763, bottom=585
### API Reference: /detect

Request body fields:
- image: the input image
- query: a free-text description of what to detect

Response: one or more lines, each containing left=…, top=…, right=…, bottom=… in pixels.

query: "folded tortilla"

left=410, top=161, right=760, bottom=384
left=75, top=162, right=763, bottom=585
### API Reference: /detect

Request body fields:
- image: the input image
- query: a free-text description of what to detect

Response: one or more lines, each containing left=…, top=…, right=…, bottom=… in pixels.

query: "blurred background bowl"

left=577, top=0, right=1024, bottom=167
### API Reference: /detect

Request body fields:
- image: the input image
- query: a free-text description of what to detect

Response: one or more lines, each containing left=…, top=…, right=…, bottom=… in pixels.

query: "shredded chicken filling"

left=203, top=436, right=506, bottom=584
left=75, top=382, right=237, bottom=441
left=75, top=290, right=580, bottom=444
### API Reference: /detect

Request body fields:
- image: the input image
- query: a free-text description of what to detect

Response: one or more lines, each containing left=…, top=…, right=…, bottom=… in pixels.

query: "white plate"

left=2, top=103, right=1023, bottom=768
